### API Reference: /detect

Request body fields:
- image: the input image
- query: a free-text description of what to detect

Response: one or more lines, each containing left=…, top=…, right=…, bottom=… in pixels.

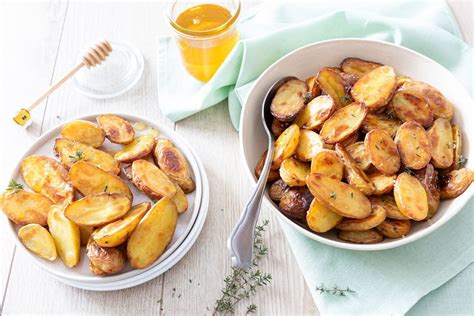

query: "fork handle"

left=227, top=141, right=274, bottom=268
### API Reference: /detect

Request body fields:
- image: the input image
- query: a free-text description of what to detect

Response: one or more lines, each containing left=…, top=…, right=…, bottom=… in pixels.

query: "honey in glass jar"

left=168, top=1, right=240, bottom=82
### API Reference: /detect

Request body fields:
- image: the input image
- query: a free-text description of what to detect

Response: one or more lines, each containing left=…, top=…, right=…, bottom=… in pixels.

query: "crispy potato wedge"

left=61, top=120, right=105, bottom=148
left=271, top=118, right=290, bottom=137
left=320, top=102, right=367, bottom=144
left=295, top=129, right=324, bottom=161
left=92, top=202, right=150, bottom=247
left=270, top=79, right=307, bottom=122
left=335, top=144, right=375, bottom=196
left=2, top=189, right=52, bottom=226
left=340, top=57, right=383, bottom=78
left=54, top=138, right=120, bottom=175
left=293, top=95, right=335, bottom=130
left=97, top=114, right=135, bottom=144
left=172, top=183, right=189, bottom=214
left=440, top=168, right=474, bottom=199
left=338, top=229, right=384, bottom=244
left=428, top=118, right=454, bottom=169
left=451, top=124, right=464, bottom=170
left=132, top=160, right=177, bottom=200
left=395, top=122, right=432, bottom=170
left=401, top=81, right=454, bottom=120
left=69, top=161, right=132, bottom=201
left=310, top=150, right=344, bottom=180
left=87, top=239, right=125, bottom=275
left=127, top=197, right=178, bottom=269
left=306, top=199, right=343, bottom=233
left=346, top=142, right=371, bottom=171
left=18, top=224, right=57, bottom=261
left=269, top=179, right=289, bottom=203
left=394, top=173, right=428, bottom=221
left=365, top=129, right=400, bottom=175
left=336, top=204, right=386, bottom=232
left=21, top=155, right=74, bottom=205
left=154, top=138, right=195, bottom=193
left=79, top=225, right=94, bottom=246
left=64, top=193, right=131, bottom=226
left=317, top=68, right=353, bottom=108
left=368, top=171, right=396, bottom=195
left=255, top=150, right=280, bottom=182
left=351, top=66, right=397, bottom=112
left=48, top=205, right=81, bottom=268
left=307, top=173, right=371, bottom=219
left=414, top=164, right=440, bottom=219
left=305, top=76, right=322, bottom=99
left=370, top=195, right=409, bottom=220
left=279, top=158, right=310, bottom=187
left=391, top=91, right=433, bottom=128
left=271, top=124, right=300, bottom=170
left=114, top=134, right=157, bottom=163
left=361, top=113, right=402, bottom=138
left=376, top=218, right=411, bottom=238
left=278, top=186, right=313, bottom=220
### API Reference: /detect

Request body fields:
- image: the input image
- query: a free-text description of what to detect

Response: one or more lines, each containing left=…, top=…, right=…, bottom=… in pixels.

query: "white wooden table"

left=0, top=1, right=471, bottom=314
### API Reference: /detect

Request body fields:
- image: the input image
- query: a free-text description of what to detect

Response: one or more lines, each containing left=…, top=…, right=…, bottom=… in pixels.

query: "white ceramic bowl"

left=240, top=39, right=473, bottom=251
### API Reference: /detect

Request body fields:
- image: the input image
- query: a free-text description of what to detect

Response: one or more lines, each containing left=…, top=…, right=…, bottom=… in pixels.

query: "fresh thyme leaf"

left=403, top=169, right=415, bottom=176
left=7, top=179, right=23, bottom=191
left=304, top=92, right=312, bottom=104
left=69, top=150, right=85, bottom=162
left=103, top=185, right=108, bottom=192
left=329, top=192, right=337, bottom=199
left=458, top=155, right=468, bottom=168
left=350, top=192, right=354, bottom=198
left=342, top=95, right=352, bottom=104
left=316, top=284, right=355, bottom=297
left=246, top=304, right=257, bottom=314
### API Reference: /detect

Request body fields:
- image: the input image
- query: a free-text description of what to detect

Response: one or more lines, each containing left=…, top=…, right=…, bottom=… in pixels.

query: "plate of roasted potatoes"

left=1, top=113, right=209, bottom=290
left=241, top=39, right=473, bottom=250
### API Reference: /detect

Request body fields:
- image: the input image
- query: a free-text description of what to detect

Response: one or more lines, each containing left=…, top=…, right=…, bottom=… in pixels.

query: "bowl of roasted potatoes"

left=240, top=39, right=473, bottom=250
left=1, top=113, right=209, bottom=290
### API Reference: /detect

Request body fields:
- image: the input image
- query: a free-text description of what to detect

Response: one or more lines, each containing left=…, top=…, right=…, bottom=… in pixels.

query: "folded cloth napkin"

left=158, top=0, right=473, bottom=314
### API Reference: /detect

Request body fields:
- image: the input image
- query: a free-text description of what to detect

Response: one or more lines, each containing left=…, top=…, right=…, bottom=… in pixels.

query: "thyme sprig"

left=214, top=220, right=272, bottom=315
left=7, top=179, right=23, bottom=191
left=68, top=150, right=85, bottom=162
left=458, top=154, right=468, bottom=168
left=316, top=284, right=356, bottom=297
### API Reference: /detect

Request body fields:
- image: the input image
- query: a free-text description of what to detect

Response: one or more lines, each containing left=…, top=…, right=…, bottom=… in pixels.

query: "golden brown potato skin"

left=338, top=229, right=384, bottom=244
left=87, top=239, right=125, bottom=275
left=340, top=57, right=383, bottom=78
left=269, top=179, right=289, bottom=203
left=132, top=160, right=177, bottom=200
left=376, top=218, right=411, bottom=238
left=97, top=114, right=135, bottom=144
left=2, top=189, right=52, bottom=226
left=114, top=134, right=157, bottom=164
left=414, top=164, right=440, bottom=219
left=154, top=138, right=195, bottom=193
left=317, top=68, right=353, bottom=108
left=440, top=168, right=474, bottom=199
left=278, top=186, right=313, bottom=220
left=61, top=120, right=105, bottom=148
left=270, top=79, right=307, bottom=122
left=255, top=150, right=280, bottom=182
left=271, top=119, right=290, bottom=137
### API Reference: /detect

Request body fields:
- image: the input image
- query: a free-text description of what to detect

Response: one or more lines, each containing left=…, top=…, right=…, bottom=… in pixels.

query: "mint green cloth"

left=158, top=1, right=473, bottom=314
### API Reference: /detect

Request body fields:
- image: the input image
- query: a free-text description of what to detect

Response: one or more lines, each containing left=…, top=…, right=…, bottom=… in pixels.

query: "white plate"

left=4, top=113, right=207, bottom=287
left=240, top=39, right=473, bottom=251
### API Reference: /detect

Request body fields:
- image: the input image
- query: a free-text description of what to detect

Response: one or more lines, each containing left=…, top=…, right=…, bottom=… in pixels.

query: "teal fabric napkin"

left=158, top=0, right=473, bottom=314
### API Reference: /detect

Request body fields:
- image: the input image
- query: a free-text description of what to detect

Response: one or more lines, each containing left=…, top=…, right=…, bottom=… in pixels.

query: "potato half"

left=2, top=189, right=52, bottom=226
left=338, top=229, right=384, bottom=244
left=21, top=155, right=74, bottom=205
left=271, top=124, right=300, bottom=170
left=361, top=113, right=402, bottom=138
left=340, top=57, right=383, bottom=78
left=317, top=68, right=353, bottom=108
left=391, top=91, right=433, bottom=128
left=394, top=173, right=428, bottom=221
left=293, top=95, right=335, bottom=130
left=127, top=198, right=178, bottom=269
left=346, top=142, right=371, bottom=171
left=320, top=102, right=367, bottom=144
left=279, top=158, right=310, bottom=187
left=255, top=150, right=280, bottom=182
left=428, top=118, right=454, bottom=169
left=79, top=225, right=94, bottom=246
left=87, top=239, right=125, bottom=275
left=414, top=164, right=440, bottom=219
left=278, top=186, right=313, bottom=220
left=305, top=76, right=322, bottom=100
left=451, top=125, right=464, bottom=170
left=97, top=114, right=135, bottom=144
left=310, top=150, right=344, bottom=181
left=61, top=120, right=105, bottom=148
left=306, top=199, right=343, bottom=233
left=295, top=129, right=324, bottom=161
left=376, top=218, right=411, bottom=238
left=336, top=204, right=386, bottom=232
left=18, top=224, right=57, bottom=261
left=270, top=79, right=307, bottom=122
left=269, top=179, right=289, bottom=203
left=395, top=122, right=432, bottom=170
left=115, top=134, right=157, bottom=163
left=271, top=119, right=290, bottom=137
left=370, top=195, right=408, bottom=220
left=132, top=160, right=177, bottom=200
left=368, top=172, right=396, bottom=196
left=401, top=81, right=454, bottom=120
left=440, top=168, right=474, bottom=199
left=364, top=129, right=400, bottom=175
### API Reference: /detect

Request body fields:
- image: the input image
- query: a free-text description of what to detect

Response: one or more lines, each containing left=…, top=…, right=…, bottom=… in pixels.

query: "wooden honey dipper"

left=13, top=40, right=113, bottom=126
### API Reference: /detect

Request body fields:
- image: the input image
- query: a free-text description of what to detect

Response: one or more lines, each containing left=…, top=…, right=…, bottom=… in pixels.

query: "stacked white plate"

left=4, top=114, right=209, bottom=291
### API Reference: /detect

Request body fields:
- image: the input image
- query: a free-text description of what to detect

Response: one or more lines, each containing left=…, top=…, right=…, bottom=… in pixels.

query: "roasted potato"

left=278, top=186, right=313, bottom=220
left=401, top=81, right=453, bottom=120
left=391, top=91, right=433, bottom=128
left=364, top=129, right=400, bottom=175
left=414, top=164, right=440, bottom=218
left=335, top=204, right=386, bottom=232
left=279, top=158, right=310, bottom=187
left=338, top=229, right=384, bottom=244
left=368, top=171, right=396, bottom=195
left=18, top=224, right=57, bottom=261
left=127, top=198, right=178, bottom=269
left=351, top=66, right=397, bottom=112
left=427, top=118, right=454, bottom=169
left=270, top=79, right=307, bottom=122
left=69, top=161, right=132, bottom=200
left=305, top=76, right=322, bottom=99
left=394, top=173, right=428, bottom=221
left=21, top=155, right=74, bottom=205
left=340, top=130, right=360, bottom=148
left=87, top=239, right=125, bottom=275
left=295, top=129, right=324, bottom=161
left=395, top=121, right=432, bottom=170
left=361, top=113, right=402, bottom=138
left=96, top=114, right=135, bottom=144
left=310, top=150, right=344, bottom=181
left=440, top=168, right=474, bottom=199
left=132, top=160, right=177, bottom=200
left=306, top=199, right=343, bottom=233
left=171, top=183, right=189, bottom=214
left=335, top=144, right=375, bottom=196
left=293, top=95, right=335, bottom=130
left=115, top=134, right=157, bottom=163
left=79, top=225, right=94, bottom=246
left=60, top=120, right=105, bottom=148
left=64, top=193, right=131, bottom=226
left=346, top=142, right=371, bottom=171
left=320, top=102, right=367, bottom=144
left=2, top=189, right=52, bottom=226
left=317, top=68, right=353, bottom=108
left=307, top=173, right=371, bottom=219
left=376, top=218, right=411, bottom=238
left=451, top=124, right=464, bottom=170
left=48, top=205, right=81, bottom=268
left=271, top=124, right=300, bottom=170
left=370, top=195, right=408, bottom=220
left=255, top=150, right=280, bottom=182
left=54, top=138, right=120, bottom=175
left=271, top=119, right=290, bottom=137
left=154, top=138, right=195, bottom=193
left=340, top=57, right=383, bottom=78
left=269, top=179, right=289, bottom=203
left=89, top=261, right=106, bottom=276
left=396, top=75, right=412, bottom=90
